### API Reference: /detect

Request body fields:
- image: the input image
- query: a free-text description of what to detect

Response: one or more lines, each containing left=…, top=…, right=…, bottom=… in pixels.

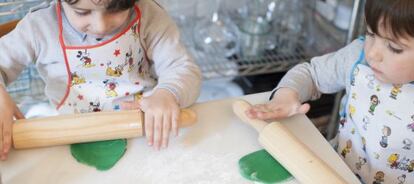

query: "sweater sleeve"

left=0, top=13, right=38, bottom=87
left=274, top=39, right=364, bottom=102
left=138, top=0, right=201, bottom=107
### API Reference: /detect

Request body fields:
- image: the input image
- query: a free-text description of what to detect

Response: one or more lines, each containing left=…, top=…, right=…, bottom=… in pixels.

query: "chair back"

left=0, top=19, right=19, bottom=37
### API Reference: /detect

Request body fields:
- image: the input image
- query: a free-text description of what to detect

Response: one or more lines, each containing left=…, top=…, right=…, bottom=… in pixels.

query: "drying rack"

left=187, top=41, right=310, bottom=79
left=180, top=0, right=354, bottom=80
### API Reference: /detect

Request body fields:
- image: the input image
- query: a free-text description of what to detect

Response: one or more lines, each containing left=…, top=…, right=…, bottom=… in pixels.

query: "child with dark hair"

left=0, top=0, right=201, bottom=160
left=246, top=0, right=414, bottom=183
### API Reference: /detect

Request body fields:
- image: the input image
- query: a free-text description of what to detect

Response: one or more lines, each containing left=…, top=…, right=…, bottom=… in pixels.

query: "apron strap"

left=340, top=38, right=366, bottom=117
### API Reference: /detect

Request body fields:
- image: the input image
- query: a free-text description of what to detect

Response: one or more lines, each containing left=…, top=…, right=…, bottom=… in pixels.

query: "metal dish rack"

left=186, top=36, right=311, bottom=79
left=179, top=0, right=360, bottom=80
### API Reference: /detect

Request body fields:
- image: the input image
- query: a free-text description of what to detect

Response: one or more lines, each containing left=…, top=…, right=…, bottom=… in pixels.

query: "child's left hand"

left=121, top=89, right=179, bottom=150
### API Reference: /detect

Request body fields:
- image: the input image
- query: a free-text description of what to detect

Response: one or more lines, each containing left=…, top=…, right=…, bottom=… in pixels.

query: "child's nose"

left=93, top=16, right=110, bottom=36
left=366, top=43, right=383, bottom=63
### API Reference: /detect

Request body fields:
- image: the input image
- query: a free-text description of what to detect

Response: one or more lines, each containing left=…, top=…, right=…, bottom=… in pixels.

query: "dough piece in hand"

left=239, top=149, right=293, bottom=183
left=71, top=139, right=127, bottom=171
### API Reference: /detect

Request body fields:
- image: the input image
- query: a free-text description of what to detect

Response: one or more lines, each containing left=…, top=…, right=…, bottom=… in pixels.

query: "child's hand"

left=246, top=88, right=310, bottom=120
left=0, top=85, right=25, bottom=160
left=121, top=89, right=179, bottom=150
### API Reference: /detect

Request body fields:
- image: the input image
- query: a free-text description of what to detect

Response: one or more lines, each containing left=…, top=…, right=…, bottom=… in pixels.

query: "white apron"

left=55, top=3, right=156, bottom=114
left=337, top=46, right=414, bottom=184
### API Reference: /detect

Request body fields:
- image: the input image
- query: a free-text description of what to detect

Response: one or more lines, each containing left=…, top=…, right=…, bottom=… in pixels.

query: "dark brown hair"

left=365, top=0, right=414, bottom=39
left=63, top=0, right=138, bottom=12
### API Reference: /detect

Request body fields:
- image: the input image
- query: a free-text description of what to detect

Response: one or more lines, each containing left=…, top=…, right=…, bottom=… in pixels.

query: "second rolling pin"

left=233, top=100, right=347, bottom=184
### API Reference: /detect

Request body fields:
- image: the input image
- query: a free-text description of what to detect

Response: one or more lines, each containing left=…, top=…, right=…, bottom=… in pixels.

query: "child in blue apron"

left=246, top=0, right=414, bottom=183
left=0, top=0, right=201, bottom=160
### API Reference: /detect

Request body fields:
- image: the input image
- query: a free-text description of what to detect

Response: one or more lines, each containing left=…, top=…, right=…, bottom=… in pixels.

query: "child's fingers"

left=1, top=120, right=12, bottom=161
left=13, top=105, right=25, bottom=120
left=120, top=101, right=141, bottom=110
left=161, top=114, right=171, bottom=148
left=252, top=104, right=271, bottom=113
left=2, top=120, right=12, bottom=155
left=245, top=104, right=271, bottom=118
left=0, top=122, right=3, bottom=160
left=247, top=102, right=308, bottom=120
left=144, top=114, right=154, bottom=146
left=245, top=108, right=257, bottom=118
left=172, top=109, right=179, bottom=136
left=153, top=115, right=163, bottom=150
left=255, top=109, right=288, bottom=120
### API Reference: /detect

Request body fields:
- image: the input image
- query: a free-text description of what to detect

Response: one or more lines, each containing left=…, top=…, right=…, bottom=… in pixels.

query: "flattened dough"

left=70, top=139, right=127, bottom=171
left=239, top=149, right=293, bottom=183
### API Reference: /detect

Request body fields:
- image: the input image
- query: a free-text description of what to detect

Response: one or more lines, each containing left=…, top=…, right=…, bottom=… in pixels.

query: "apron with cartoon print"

left=337, top=46, right=414, bottom=184
left=56, top=4, right=156, bottom=114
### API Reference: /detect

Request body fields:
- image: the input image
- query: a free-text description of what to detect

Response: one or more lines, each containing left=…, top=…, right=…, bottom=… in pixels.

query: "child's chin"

left=373, top=74, right=388, bottom=84
left=377, top=77, right=404, bottom=84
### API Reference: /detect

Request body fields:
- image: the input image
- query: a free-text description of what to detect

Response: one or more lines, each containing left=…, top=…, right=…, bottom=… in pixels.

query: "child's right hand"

left=0, top=85, right=25, bottom=160
left=245, top=88, right=310, bottom=120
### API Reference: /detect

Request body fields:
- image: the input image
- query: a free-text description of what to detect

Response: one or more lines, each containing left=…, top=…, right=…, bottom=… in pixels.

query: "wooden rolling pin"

left=232, top=100, right=347, bottom=184
left=13, top=109, right=197, bottom=149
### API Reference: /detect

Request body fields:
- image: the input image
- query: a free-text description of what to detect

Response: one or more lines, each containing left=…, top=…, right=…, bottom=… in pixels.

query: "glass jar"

left=193, top=0, right=239, bottom=58
left=238, top=0, right=278, bottom=57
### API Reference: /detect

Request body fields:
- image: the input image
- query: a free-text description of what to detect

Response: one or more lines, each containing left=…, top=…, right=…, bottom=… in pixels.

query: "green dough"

left=239, top=149, right=293, bottom=183
left=70, top=139, right=127, bottom=171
